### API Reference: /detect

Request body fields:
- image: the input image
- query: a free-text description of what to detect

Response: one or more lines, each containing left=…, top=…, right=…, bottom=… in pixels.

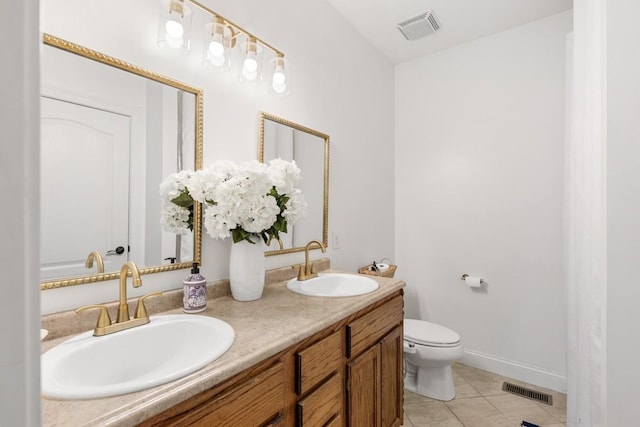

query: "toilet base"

left=404, top=364, right=456, bottom=401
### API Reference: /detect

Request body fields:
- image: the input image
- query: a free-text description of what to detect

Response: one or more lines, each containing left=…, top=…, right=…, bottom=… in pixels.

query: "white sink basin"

left=41, top=314, right=235, bottom=400
left=287, top=273, right=379, bottom=297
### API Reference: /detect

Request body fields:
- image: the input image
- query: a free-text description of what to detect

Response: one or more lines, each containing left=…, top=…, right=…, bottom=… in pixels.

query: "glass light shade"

left=238, top=37, right=263, bottom=84
left=157, top=0, right=192, bottom=54
left=202, top=20, right=231, bottom=70
left=269, top=54, right=290, bottom=96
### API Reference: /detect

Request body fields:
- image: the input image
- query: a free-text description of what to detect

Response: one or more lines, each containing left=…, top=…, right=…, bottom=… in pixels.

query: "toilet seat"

left=404, top=319, right=461, bottom=348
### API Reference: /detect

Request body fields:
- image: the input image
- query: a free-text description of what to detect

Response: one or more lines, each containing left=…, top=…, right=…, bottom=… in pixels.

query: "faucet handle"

left=75, top=304, right=112, bottom=332
left=134, top=292, right=163, bottom=319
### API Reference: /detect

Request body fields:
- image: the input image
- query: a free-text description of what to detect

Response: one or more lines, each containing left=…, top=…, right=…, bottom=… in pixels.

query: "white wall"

left=0, top=0, right=41, bottom=424
left=395, top=11, right=571, bottom=391
left=39, top=0, right=395, bottom=313
left=607, top=0, right=640, bottom=424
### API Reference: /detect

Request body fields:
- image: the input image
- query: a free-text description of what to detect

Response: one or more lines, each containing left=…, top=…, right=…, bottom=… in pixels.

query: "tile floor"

left=402, top=363, right=567, bottom=427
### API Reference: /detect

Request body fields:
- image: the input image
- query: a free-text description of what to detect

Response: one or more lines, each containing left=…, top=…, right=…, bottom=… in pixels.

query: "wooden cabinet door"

left=347, top=344, right=381, bottom=427
left=380, top=326, right=403, bottom=427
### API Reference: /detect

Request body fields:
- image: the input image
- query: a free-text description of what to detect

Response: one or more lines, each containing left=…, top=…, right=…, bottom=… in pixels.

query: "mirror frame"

left=40, top=33, right=203, bottom=291
left=258, top=112, right=329, bottom=256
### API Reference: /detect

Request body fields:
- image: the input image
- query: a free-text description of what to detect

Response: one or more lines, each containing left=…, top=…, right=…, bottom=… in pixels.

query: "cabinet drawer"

left=296, top=374, right=342, bottom=427
left=179, top=362, right=285, bottom=427
left=346, top=295, right=403, bottom=359
left=295, top=331, right=342, bottom=395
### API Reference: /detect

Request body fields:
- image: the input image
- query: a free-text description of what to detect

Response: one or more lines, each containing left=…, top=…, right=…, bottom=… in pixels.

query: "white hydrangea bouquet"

left=160, top=159, right=307, bottom=244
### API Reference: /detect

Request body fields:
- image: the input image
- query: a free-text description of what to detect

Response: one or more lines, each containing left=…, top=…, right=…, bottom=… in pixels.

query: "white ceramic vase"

left=229, top=237, right=266, bottom=301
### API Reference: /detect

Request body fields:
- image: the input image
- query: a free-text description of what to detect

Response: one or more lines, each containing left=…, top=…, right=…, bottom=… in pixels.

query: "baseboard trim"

left=459, top=349, right=567, bottom=393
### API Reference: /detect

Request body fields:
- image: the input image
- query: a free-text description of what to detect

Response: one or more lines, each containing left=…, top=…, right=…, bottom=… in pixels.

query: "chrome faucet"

left=84, top=251, right=104, bottom=273
left=76, top=261, right=162, bottom=336
left=297, top=240, right=326, bottom=281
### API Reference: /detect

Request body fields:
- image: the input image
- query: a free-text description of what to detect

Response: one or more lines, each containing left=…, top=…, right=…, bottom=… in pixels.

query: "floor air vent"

left=502, top=382, right=553, bottom=405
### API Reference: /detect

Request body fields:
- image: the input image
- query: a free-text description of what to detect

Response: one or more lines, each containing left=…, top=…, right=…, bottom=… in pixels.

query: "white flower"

left=160, top=202, right=191, bottom=235
left=268, top=158, right=302, bottom=195
left=237, top=194, right=280, bottom=233
left=283, top=189, right=307, bottom=225
left=159, top=169, right=193, bottom=203
left=188, top=161, right=238, bottom=204
left=203, top=204, right=234, bottom=240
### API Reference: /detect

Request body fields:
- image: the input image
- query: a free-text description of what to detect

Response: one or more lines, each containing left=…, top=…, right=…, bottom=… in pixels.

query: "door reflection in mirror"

left=40, top=38, right=199, bottom=285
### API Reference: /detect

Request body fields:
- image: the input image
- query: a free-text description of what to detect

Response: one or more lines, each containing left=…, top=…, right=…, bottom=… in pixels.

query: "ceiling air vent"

left=396, top=10, right=441, bottom=41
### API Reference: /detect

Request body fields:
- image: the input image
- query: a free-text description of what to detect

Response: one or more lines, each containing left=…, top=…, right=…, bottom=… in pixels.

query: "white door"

left=40, top=97, right=130, bottom=280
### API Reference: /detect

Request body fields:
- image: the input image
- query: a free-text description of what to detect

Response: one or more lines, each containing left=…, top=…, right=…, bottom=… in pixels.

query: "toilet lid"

left=404, top=319, right=461, bottom=347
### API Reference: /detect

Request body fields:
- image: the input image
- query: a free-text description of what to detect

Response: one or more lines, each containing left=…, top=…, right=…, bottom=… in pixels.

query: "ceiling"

left=326, top=0, right=573, bottom=64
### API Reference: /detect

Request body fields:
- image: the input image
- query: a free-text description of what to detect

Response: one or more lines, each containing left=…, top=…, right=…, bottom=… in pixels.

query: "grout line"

left=446, top=403, right=465, bottom=426
left=483, top=394, right=512, bottom=424
left=402, top=410, right=415, bottom=427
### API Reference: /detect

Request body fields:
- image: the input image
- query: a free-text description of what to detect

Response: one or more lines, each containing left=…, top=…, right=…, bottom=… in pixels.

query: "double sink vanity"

left=41, top=261, right=405, bottom=426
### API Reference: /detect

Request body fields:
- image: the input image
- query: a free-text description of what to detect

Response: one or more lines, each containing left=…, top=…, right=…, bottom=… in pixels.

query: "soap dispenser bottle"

left=183, top=262, right=207, bottom=313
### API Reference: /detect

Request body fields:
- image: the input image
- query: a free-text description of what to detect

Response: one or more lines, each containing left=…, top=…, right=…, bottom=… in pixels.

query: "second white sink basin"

left=287, top=273, right=379, bottom=297
left=41, top=314, right=235, bottom=400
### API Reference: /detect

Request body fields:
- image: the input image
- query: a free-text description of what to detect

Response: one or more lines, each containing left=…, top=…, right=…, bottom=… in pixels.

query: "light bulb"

left=165, top=19, right=184, bottom=38
left=272, top=70, right=286, bottom=86
left=272, top=83, right=287, bottom=94
left=166, top=35, right=184, bottom=49
left=208, top=39, right=224, bottom=57
left=243, top=56, right=258, bottom=73
left=208, top=52, right=226, bottom=66
left=243, top=68, right=258, bottom=81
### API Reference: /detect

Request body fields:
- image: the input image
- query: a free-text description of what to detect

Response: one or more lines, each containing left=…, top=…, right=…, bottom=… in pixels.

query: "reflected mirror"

left=40, top=34, right=203, bottom=290
left=259, top=112, right=329, bottom=255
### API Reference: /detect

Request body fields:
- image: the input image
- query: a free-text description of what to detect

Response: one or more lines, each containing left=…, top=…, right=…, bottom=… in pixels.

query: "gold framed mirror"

left=258, top=112, right=329, bottom=255
left=40, top=34, right=203, bottom=290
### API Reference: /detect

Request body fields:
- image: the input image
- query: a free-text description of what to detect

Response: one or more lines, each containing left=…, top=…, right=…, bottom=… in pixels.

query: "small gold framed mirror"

left=258, top=112, right=329, bottom=255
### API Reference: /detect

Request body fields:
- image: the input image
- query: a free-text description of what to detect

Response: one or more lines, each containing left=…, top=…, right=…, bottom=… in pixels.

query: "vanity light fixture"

left=270, top=53, right=289, bottom=95
left=157, top=0, right=192, bottom=53
left=203, top=16, right=233, bottom=70
left=239, top=36, right=262, bottom=83
left=157, top=0, right=290, bottom=95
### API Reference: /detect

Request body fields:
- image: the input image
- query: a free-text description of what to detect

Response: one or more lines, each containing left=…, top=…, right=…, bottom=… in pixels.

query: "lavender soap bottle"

left=183, top=262, right=207, bottom=313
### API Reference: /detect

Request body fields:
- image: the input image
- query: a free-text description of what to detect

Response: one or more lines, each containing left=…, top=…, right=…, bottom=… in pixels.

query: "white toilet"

left=403, top=319, right=463, bottom=401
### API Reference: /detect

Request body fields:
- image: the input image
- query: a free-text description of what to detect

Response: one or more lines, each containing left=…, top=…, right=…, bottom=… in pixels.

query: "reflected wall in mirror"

left=40, top=34, right=203, bottom=290
left=259, top=112, right=329, bottom=255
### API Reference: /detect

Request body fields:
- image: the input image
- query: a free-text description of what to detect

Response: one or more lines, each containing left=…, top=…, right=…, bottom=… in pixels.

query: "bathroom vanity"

left=41, top=264, right=404, bottom=426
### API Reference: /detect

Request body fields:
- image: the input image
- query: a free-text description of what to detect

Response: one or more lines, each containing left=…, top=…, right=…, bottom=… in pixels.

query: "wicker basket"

left=359, top=264, right=397, bottom=278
